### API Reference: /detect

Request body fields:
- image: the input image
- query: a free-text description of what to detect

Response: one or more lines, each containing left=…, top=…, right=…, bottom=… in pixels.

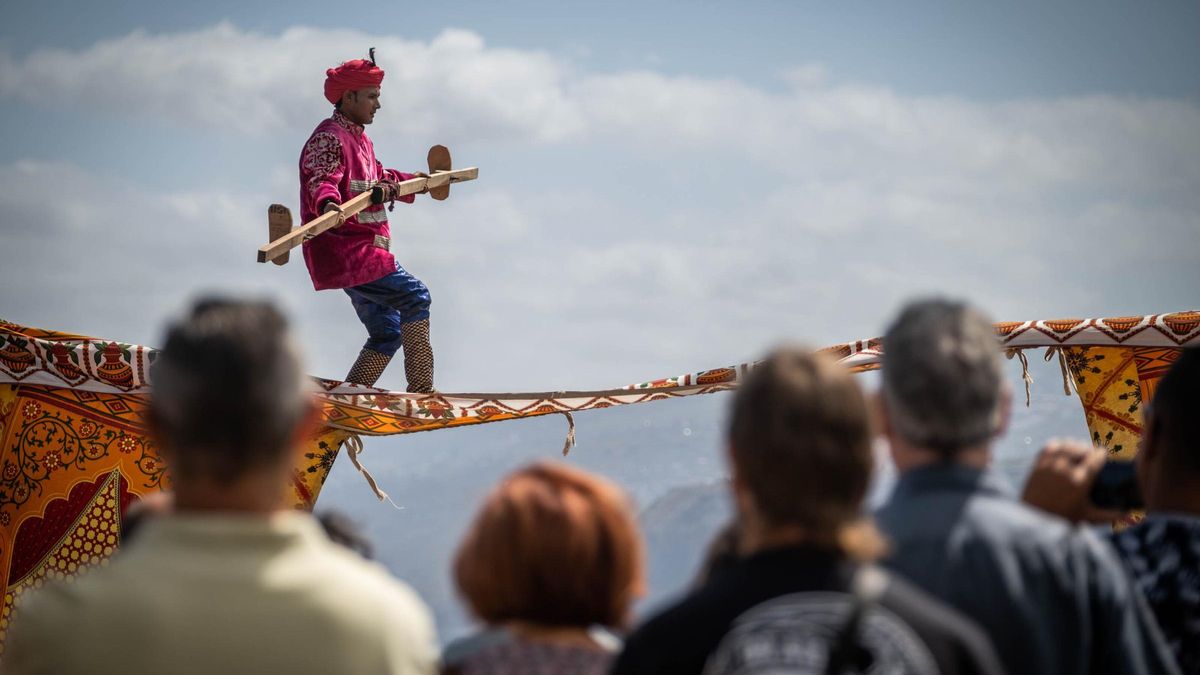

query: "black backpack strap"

left=825, top=565, right=888, bottom=675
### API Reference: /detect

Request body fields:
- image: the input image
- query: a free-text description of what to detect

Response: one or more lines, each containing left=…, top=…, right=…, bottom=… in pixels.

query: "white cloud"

left=6, top=23, right=1198, bottom=197
left=0, top=24, right=585, bottom=142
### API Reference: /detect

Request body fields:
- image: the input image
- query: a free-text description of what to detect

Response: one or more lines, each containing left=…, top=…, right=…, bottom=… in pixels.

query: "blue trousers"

left=344, top=263, right=432, bottom=357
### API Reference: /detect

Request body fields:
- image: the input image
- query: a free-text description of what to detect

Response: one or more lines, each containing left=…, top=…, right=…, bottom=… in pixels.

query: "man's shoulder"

left=879, top=486, right=1072, bottom=545
left=5, top=556, right=135, bottom=650
left=883, top=486, right=1140, bottom=598
left=877, top=573, right=1004, bottom=674
left=1110, top=517, right=1199, bottom=578
left=310, top=116, right=339, bottom=133
left=878, top=571, right=968, bottom=627
left=626, top=586, right=727, bottom=647
left=305, top=118, right=350, bottom=144
left=1112, top=513, right=1200, bottom=552
left=22, top=548, right=144, bottom=608
left=703, top=583, right=941, bottom=675
left=266, top=539, right=439, bottom=661
left=675, top=567, right=1003, bottom=675
left=302, top=544, right=430, bottom=617
left=16, top=535, right=424, bottom=619
left=613, top=582, right=743, bottom=674
left=5, top=521, right=438, bottom=673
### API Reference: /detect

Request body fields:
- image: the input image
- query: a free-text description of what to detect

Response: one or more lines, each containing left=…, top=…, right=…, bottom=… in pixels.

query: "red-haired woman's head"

left=454, top=462, right=645, bottom=629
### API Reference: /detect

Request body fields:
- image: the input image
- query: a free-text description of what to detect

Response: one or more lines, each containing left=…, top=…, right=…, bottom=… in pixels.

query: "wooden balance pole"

left=258, top=145, right=477, bottom=265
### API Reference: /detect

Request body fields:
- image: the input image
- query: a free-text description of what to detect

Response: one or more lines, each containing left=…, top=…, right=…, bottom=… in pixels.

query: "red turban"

left=324, top=59, right=386, bottom=105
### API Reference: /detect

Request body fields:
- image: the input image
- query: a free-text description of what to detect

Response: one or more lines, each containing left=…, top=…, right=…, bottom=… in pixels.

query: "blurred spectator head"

left=881, top=298, right=1007, bottom=459
left=728, top=345, right=882, bottom=559
left=454, top=462, right=645, bottom=630
left=1138, top=347, right=1200, bottom=501
left=148, top=298, right=315, bottom=484
left=318, top=510, right=375, bottom=559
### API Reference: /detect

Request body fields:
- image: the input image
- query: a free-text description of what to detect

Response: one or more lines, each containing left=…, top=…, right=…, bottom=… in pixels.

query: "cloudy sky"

left=2, top=0, right=1198, bottom=638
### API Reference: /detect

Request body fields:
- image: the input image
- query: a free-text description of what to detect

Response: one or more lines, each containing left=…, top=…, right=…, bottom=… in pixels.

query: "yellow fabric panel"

left=1063, top=346, right=1144, bottom=460
left=287, top=428, right=352, bottom=510
left=1062, top=346, right=1181, bottom=461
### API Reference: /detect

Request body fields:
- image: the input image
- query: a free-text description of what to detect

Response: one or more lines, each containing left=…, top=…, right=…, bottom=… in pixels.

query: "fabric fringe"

left=1044, top=347, right=1076, bottom=396
left=560, top=411, right=576, bottom=456
left=1005, top=349, right=1034, bottom=407
left=343, top=434, right=404, bottom=510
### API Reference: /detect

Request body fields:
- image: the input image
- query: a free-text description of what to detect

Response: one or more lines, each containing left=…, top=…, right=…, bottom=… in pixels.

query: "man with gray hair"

left=5, top=299, right=438, bottom=675
left=874, top=298, right=1179, bottom=675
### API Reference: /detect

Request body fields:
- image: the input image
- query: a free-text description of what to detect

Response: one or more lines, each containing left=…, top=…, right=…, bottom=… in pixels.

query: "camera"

left=1088, top=461, right=1144, bottom=511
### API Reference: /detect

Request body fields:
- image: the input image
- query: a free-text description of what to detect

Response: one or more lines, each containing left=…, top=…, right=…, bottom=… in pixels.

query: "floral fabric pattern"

left=300, top=132, right=342, bottom=199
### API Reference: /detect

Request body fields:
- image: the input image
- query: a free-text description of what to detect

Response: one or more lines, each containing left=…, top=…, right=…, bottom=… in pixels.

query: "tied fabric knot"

left=1043, top=347, right=1077, bottom=396
left=344, top=433, right=403, bottom=510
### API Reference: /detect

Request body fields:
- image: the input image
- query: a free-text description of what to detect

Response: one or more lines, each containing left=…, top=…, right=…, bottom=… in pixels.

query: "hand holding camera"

left=1021, top=439, right=1143, bottom=524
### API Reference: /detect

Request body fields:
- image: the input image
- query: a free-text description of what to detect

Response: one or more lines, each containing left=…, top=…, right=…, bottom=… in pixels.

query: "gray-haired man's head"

left=149, top=298, right=312, bottom=483
left=881, top=299, right=1006, bottom=457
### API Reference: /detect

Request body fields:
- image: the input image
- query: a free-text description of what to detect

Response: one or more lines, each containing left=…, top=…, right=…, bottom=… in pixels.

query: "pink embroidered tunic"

left=299, top=111, right=415, bottom=290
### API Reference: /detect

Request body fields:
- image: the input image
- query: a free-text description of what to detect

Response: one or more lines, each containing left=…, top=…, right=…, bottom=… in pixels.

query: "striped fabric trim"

left=5, top=312, right=1196, bottom=396
left=357, top=209, right=388, bottom=224
left=349, top=179, right=376, bottom=194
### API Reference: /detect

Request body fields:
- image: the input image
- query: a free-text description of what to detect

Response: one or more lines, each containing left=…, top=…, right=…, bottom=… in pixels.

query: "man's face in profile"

left=342, top=87, right=381, bottom=125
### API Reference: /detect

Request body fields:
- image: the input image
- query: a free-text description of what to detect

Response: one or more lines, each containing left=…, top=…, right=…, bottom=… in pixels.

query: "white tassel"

left=344, top=434, right=403, bottom=510
left=1005, top=349, right=1034, bottom=407
left=560, top=412, right=576, bottom=456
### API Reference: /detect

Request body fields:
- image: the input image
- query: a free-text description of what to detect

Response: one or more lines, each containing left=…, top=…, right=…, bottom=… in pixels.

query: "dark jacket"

left=612, top=546, right=1005, bottom=675
left=876, top=463, right=1180, bottom=675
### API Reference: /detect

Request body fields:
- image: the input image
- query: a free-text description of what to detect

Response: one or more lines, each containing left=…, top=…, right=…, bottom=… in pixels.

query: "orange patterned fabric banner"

left=0, top=312, right=1196, bottom=653
left=0, top=383, right=151, bottom=655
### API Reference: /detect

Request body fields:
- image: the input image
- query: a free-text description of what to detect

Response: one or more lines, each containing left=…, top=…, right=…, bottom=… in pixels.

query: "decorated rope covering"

left=0, top=312, right=1196, bottom=653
